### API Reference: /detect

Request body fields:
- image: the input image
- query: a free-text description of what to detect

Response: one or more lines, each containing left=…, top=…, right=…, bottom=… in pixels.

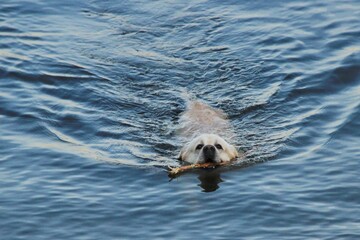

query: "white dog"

left=178, top=100, right=239, bottom=164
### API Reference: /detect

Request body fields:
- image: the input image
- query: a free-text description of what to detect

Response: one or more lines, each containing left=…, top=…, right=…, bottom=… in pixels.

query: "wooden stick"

left=168, top=161, right=231, bottom=176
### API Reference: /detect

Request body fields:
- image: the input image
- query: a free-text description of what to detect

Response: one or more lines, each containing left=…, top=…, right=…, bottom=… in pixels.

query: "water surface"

left=1, top=0, right=360, bottom=239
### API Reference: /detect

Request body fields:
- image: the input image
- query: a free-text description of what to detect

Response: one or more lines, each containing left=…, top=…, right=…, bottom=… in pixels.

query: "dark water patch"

left=0, top=26, right=22, bottom=33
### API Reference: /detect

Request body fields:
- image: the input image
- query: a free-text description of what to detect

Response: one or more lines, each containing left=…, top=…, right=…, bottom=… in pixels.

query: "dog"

left=178, top=100, right=239, bottom=164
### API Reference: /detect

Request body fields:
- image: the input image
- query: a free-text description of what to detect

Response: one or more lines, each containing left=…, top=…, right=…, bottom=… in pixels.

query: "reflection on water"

left=169, top=168, right=225, bottom=192
left=197, top=169, right=223, bottom=192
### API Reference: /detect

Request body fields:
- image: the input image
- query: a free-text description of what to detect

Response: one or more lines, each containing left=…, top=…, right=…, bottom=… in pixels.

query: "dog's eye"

left=196, top=144, right=204, bottom=150
left=215, top=144, right=223, bottom=150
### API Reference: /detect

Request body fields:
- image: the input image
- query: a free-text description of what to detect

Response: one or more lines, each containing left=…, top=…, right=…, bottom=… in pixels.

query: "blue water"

left=1, top=0, right=360, bottom=239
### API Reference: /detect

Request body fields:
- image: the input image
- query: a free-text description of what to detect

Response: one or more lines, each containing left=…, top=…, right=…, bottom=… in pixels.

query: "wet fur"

left=178, top=101, right=238, bottom=164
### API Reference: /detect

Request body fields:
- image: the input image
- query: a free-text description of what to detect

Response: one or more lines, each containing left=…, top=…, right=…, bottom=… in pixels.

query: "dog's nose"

left=203, top=145, right=216, bottom=162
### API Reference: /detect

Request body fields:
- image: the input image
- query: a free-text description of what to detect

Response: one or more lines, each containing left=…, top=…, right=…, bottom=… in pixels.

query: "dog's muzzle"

left=203, top=145, right=216, bottom=163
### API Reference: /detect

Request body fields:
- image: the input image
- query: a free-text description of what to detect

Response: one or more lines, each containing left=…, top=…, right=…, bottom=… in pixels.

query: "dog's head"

left=179, top=134, right=238, bottom=164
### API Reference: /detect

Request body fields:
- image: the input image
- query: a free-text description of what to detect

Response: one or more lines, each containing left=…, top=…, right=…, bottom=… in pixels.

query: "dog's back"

left=178, top=100, right=233, bottom=139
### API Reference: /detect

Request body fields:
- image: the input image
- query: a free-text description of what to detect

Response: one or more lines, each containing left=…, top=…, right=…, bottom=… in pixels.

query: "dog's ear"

left=228, top=145, right=239, bottom=160
left=178, top=145, right=188, bottom=161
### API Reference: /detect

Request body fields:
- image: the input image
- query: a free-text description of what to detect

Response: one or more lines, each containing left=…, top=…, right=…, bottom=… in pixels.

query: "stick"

left=168, top=161, right=231, bottom=176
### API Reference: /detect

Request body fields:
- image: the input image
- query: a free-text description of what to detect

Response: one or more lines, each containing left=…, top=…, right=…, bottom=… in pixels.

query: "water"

left=1, top=0, right=359, bottom=239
